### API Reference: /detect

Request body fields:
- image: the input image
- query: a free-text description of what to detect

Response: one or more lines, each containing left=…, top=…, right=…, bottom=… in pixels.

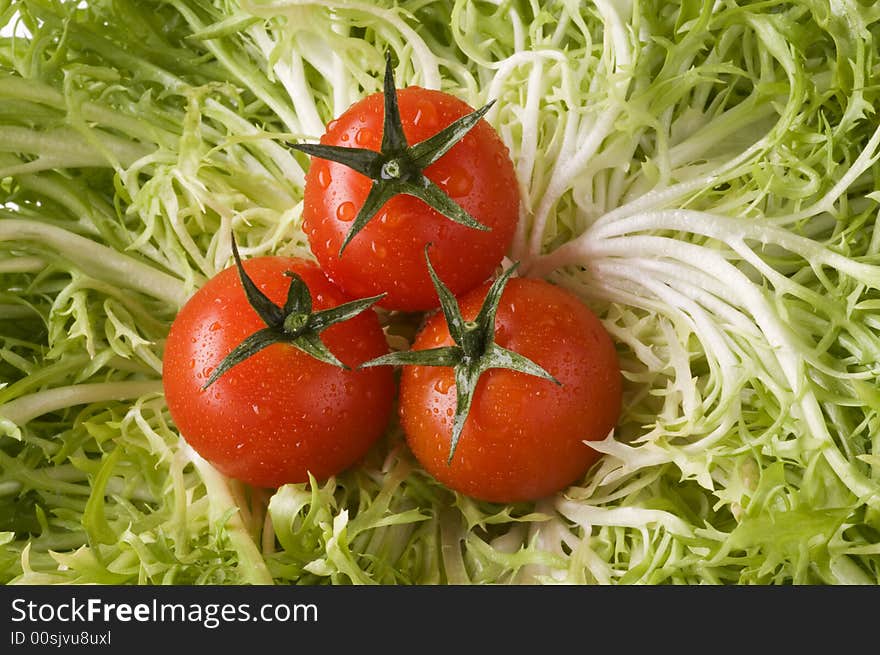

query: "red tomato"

left=162, top=257, right=395, bottom=488
left=302, top=87, right=519, bottom=312
left=398, top=278, right=622, bottom=503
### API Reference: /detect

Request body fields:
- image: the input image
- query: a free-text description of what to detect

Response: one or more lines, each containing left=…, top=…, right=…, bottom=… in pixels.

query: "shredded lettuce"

left=1, top=0, right=879, bottom=585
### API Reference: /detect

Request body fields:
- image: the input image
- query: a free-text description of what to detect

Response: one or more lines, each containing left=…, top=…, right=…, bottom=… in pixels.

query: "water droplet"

left=370, top=241, right=387, bottom=259
left=252, top=404, right=260, bottom=414
left=327, top=119, right=339, bottom=132
left=340, top=133, right=349, bottom=142
left=412, top=100, right=439, bottom=129
left=440, top=166, right=473, bottom=198
left=355, top=128, right=376, bottom=146
left=433, top=378, right=453, bottom=394
left=336, top=201, right=356, bottom=222
left=209, top=321, right=222, bottom=332
left=317, top=165, right=332, bottom=189
left=379, top=210, right=403, bottom=228
left=322, top=406, right=333, bottom=417
left=188, top=359, right=196, bottom=370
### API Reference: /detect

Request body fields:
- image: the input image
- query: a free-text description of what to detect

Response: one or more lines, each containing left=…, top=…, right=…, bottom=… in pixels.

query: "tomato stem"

left=360, top=246, right=560, bottom=464
left=201, top=235, right=386, bottom=389
left=290, top=51, right=494, bottom=257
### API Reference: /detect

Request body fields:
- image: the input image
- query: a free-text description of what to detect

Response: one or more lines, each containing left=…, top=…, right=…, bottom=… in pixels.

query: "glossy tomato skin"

left=162, top=257, right=395, bottom=488
left=399, top=278, right=622, bottom=503
left=302, top=87, right=519, bottom=312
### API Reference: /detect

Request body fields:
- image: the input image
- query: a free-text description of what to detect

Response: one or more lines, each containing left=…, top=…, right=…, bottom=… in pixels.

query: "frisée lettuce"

left=1, top=0, right=879, bottom=584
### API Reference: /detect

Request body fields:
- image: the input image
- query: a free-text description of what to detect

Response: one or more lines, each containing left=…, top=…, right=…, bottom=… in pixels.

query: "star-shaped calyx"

left=360, top=248, right=561, bottom=463
left=290, top=52, right=495, bottom=256
left=202, top=236, right=386, bottom=389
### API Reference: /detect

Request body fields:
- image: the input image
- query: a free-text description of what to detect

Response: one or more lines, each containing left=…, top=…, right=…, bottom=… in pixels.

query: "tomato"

left=300, top=85, right=519, bottom=312
left=397, top=277, right=622, bottom=503
left=162, top=256, right=395, bottom=488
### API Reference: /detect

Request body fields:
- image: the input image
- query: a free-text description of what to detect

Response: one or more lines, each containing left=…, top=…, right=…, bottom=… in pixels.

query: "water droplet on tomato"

left=209, top=321, right=222, bottom=332
left=251, top=404, right=260, bottom=414
left=370, top=241, right=387, bottom=259
left=327, top=119, right=339, bottom=132
left=440, top=166, right=473, bottom=198
left=340, top=132, right=349, bottom=142
left=412, top=100, right=439, bottom=130
left=433, top=378, right=453, bottom=394
left=379, top=210, right=403, bottom=228
left=317, top=165, right=332, bottom=189
left=355, top=128, right=376, bottom=146
left=188, top=359, right=196, bottom=369
left=336, top=201, right=356, bottom=222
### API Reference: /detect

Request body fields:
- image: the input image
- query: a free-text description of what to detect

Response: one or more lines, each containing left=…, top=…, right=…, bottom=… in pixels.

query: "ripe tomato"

left=301, top=86, right=519, bottom=312
left=398, top=277, right=622, bottom=503
left=162, top=256, right=395, bottom=488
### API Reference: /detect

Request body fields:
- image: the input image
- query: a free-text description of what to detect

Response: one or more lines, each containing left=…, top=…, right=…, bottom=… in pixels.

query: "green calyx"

left=361, top=247, right=560, bottom=463
left=291, top=51, right=495, bottom=256
left=202, top=236, right=386, bottom=389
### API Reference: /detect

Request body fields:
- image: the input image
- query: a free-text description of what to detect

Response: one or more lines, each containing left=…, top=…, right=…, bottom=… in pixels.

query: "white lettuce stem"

left=243, top=0, right=442, bottom=89
left=184, top=446, right=275, bottom=585
left=0, top=381, right=164, bottom=426
left=0, top=126, right=152, bottom=175
left=0, top=220, right=189, bottom=307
